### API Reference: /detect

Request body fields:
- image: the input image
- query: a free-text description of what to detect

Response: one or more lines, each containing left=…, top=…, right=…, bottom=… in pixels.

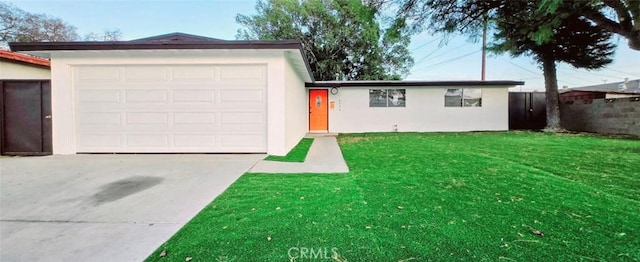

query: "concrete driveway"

left=0, top=154, right=263, bottom=262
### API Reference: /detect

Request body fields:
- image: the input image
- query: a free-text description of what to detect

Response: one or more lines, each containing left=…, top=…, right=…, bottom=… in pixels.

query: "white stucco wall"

left=43, top=49, right=302, bottom=155
left=327, top=86, right=510, bottom=133
left=281, top=56, right=308, bottom=156
left=0, top=61, right=50, bottom=79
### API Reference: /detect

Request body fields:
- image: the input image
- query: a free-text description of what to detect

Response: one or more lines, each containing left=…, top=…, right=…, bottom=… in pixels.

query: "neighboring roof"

left=306, top=80, right=525, bottom=87
left=130, top=32, right=227, bottom=42
left=560, top=79, right=640, bottom=94
left=0, top=50, right=50, bottom=68
left=560, top=90, right=636, bottom=96
left=8, top=32, right=313, bottom=81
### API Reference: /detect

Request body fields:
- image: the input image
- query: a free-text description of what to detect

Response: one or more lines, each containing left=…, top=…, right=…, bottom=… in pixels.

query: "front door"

left=0, top=80, right=52, bottom=155
left=309, top=89, right=328, bottom=131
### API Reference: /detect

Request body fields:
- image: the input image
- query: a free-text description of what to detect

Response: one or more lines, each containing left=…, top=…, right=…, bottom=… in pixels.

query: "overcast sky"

left=6, top=0, right=640, bottom=91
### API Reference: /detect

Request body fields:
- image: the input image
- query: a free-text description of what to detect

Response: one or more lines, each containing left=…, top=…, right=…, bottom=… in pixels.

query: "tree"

left=539, top=0, right=640, bottom=51
left=84, top=29, right=123, bottom=41
left=0, top=2, right=21, bottom=43
left=1, top=2, right=78, bottom=44
left=491, top=2, right=616, bottom=130
left=390, top=0, right=616, bottom=131
left=236, top=0, right=414, bottom=80
left=1, top=2, right=122, bottom=46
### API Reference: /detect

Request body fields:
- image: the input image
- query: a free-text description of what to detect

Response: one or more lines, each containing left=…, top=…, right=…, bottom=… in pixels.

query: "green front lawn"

left=264, top=138, right=314, bottom=162
left=146, top=132, right=640, bottom=261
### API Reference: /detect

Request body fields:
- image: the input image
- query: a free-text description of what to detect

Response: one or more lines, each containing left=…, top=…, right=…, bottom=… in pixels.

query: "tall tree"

left=390, top=0, right=616, bottom=130
left=1, top=2, right=123, bottom=47
left=491, top=2, right=616, bottom=130
left=236, top=0, right=414, bottom=80
left=539, top=0, right=640, bottom=51
left=0, top=2, right=78, bottom=44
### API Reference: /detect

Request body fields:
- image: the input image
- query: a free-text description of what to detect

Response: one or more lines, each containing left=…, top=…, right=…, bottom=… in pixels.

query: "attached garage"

left=74, top=64, right=267, bottom=153
left=10, top=33, right=313, bottom=155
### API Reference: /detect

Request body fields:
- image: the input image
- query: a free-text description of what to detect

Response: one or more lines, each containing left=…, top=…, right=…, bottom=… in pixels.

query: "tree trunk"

left=541, top=54, right=563, bottom=131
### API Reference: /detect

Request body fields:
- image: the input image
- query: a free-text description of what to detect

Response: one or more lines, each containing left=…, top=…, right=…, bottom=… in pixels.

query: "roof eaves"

left=0, top=50, right=50, bottom=67
left=305, top=80, right=524, bottom=87
left=296, top=44, right=314, bottom=82
left=9, top=40, right=305, bottom=52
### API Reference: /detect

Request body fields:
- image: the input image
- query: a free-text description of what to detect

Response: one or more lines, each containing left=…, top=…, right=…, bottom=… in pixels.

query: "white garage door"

left=73, top=64, right=267, bottom=153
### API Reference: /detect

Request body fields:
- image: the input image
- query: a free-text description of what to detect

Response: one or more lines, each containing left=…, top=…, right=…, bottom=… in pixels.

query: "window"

left=369, top=89, right=406, bottom=107
left=445, top=88, right=482, bottom=107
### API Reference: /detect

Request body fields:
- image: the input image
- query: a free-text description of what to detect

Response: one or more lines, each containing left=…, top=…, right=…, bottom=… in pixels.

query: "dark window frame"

left=445, top=88, right=482, bottom=107
left=369, top=88, right=406, bottom=107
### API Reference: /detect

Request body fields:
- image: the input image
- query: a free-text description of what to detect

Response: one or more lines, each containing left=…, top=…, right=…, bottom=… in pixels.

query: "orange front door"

left=309, top=89, right=328, bottom=131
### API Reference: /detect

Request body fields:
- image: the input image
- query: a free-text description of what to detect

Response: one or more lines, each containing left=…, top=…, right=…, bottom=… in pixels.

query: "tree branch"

left=581, top=4, right=640, bottom=50
left=582, top=7, right=628, bottom=37
left=603, top=0, right=633, bottom=31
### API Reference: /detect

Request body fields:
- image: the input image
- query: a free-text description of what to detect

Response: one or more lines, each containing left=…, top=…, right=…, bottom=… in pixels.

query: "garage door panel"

left=125, top=90, right=168, bottom=103
left=78, top=90, right=121, bottom=103
left=125, top=112, right=168, bottom=125
left=172, top=66, right=216, bottom=81
left=219, top=89, right=265, bottom=105
left=173, top=89, right=215, bottom=103
left=126, top=135, right=169, bottom=147
left=221, top=134, right=265, bottom=147
left=174, top=135, right=216, bottom=147
left=173, top=112, right=215, bottom=125
left=220, top=112, right=264, bottom=124
left=125, top=66, right=169, bottom=81
left=78, top=112, right=121, bottom=125
left=77, top=134, right=122, bottom=147
left=76, top=66, right=121, bottom=82
left=74, top=64, right=267, bottom=153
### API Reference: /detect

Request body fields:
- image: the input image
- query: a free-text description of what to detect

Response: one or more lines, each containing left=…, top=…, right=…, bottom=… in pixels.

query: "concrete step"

left=305, top=132, right=339, bottom=138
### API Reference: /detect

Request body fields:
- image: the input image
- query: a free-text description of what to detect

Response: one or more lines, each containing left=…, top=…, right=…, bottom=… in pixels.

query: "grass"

left=264, top=138, right=314, bottom=162
left=146, top=131, right=640, bottom=261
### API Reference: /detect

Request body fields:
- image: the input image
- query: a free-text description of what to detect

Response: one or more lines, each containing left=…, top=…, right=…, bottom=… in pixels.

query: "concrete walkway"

left=249, top=135, right=349, bottom=173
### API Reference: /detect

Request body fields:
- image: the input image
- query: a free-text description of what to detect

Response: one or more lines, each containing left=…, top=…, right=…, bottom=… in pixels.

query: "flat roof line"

left=306, top=80, right=525, bottom=87
left=9, top=41, right=304, bottom=52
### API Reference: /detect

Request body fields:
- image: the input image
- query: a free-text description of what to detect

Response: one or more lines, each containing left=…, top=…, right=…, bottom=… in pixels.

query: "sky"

left=5, top=0, right=640, bottom=91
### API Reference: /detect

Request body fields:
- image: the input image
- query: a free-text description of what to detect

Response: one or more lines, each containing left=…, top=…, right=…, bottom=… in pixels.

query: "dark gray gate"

left=509, top=92, right=546, bottom=130
left=0, top=80, right=52, bottom=155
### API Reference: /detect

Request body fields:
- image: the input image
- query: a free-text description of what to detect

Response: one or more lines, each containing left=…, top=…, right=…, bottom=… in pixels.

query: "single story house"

left=10, top=33, right=523, bottom=155
left=0, top=50, right=51, bottom=79
left=0, top=51, right=52, bottom=155
left=559, top=78, right=640, bottom=102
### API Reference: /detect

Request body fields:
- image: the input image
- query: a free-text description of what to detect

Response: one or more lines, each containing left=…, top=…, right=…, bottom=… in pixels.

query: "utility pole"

left=481, top=14, right=487, bottom=81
